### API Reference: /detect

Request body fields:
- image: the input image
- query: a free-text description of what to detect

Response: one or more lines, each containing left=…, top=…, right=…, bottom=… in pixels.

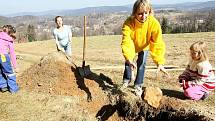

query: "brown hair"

left=131, top=0, right=153, bottom=17
left=190, top=41, right=208, bottom=61
left=2, top=25, right=16, bottom=39
left=54, top=16, right=63, bottom=23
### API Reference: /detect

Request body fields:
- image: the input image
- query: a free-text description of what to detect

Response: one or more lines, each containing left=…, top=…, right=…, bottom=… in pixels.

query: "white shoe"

left=134, top=86, right=143, bottom=97
left=123, top=82, right=128, bottom=87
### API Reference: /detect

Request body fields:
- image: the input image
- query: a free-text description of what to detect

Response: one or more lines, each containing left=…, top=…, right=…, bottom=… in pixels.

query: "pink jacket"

left=0, top=32, right=17, bottom=69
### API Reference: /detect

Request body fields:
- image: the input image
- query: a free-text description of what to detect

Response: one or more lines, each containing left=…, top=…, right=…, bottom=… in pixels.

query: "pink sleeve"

left=8, top=42, right=17, bottom=69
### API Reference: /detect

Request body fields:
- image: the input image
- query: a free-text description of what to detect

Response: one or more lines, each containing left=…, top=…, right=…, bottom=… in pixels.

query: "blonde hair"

left=190, top=41, right=208, bottom=61
left=131, top=0, right=153, bottom=17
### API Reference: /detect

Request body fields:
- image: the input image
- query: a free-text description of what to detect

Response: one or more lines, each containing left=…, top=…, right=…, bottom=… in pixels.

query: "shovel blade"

left=77, top=65, right=91, bottom=77
left=77, top=67, right=85, bottom=77
left=83, top=65, right=91, bottom=76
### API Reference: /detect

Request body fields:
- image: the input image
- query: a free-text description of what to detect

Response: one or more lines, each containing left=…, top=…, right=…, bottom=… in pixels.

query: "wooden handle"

left=82, top=16, right=86, bottom=67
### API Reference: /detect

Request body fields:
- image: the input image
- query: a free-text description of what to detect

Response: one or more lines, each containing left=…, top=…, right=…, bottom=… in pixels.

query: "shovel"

left=59, top=50, right=77, bottom=68
left=77, top=16, right=91, bottom=77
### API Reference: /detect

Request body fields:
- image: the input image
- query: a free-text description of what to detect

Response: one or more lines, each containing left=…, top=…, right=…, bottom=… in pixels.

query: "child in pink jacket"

left=0, top=25, right=19, bottom=93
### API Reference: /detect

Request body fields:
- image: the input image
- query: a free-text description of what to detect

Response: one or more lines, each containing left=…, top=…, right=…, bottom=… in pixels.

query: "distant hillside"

left=3, top=1, right=215, bottom=17
left=59, top=6, right=130, bottom=16
left=153, top=1, right=215, bottom=11
left=6, top=6, right=131, bottom=17
left=0, top=16, right=8, bottom=26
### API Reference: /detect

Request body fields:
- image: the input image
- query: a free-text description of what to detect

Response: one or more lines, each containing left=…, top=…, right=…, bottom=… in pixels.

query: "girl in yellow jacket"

left=121, top=0, right=168, bottom=96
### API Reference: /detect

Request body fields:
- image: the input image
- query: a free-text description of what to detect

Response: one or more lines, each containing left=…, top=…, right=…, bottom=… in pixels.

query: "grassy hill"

left=0, top=32, right=214, bottom=120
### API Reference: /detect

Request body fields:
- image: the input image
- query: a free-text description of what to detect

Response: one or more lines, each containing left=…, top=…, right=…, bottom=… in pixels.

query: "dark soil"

left=116, top=94, right=213, bottom=121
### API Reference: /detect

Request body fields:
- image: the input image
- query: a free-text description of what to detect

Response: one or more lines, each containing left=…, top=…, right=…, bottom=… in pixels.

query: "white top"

left=53, top=25, right=72, bottom=46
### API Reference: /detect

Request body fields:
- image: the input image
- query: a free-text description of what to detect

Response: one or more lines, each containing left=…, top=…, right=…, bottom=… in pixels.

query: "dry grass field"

left=0, top=32, right=214, bottom=120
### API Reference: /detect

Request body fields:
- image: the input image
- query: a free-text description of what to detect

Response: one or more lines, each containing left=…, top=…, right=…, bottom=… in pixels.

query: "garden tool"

left=77, top=16, right=91, bottom=77
left=60, top=51, right=77, bottom=68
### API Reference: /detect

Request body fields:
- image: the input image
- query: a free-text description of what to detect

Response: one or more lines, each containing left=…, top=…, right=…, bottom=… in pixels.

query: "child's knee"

left=184, top=88, right=204, bottom=100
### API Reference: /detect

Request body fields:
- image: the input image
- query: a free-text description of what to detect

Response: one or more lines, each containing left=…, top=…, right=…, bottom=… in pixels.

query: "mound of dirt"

left=17, top=52, right=106, bottom=98
left=16, top=52, right=123, bottom=120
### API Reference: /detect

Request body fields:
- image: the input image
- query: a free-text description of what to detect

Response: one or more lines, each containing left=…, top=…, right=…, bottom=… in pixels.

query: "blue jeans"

left=58, top=41, right=72, bottom=57
left=0, top=54, right=19, bottom=93
left=123, top=51, right=148, bottom=87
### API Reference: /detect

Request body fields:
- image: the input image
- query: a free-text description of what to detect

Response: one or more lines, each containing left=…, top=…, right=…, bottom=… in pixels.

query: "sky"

left=0, top=0, right=212, bottom=15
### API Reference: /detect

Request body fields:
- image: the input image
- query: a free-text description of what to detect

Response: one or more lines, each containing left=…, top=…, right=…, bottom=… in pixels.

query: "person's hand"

left=58, top=47, right=65, bottom=53
left=179, top=79, right=185, bottom=87
left=126, top=60, right=137, bottom=69
left=125, top=60, right=136, bottom=81
left=157, top=65, right=169, bottom=77
left=14, top=68, right=20, bottom=73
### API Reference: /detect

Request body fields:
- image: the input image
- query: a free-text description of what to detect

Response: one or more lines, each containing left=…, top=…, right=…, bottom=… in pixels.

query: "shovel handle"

left=83, top=16, right=86, bottom=67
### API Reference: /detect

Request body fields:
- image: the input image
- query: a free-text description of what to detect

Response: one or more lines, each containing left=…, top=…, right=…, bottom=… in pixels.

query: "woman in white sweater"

left=53, top=16, right=72, bottom=57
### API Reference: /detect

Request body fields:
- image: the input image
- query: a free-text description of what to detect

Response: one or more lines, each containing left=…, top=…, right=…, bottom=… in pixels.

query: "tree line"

left=5, top=9, right=214, bottom=43
left=161, top=9, right=215, bottom=34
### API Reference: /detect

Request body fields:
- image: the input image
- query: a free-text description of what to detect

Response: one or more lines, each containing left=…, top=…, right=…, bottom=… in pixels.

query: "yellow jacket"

left=121, top=15, right=166, bottom=65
